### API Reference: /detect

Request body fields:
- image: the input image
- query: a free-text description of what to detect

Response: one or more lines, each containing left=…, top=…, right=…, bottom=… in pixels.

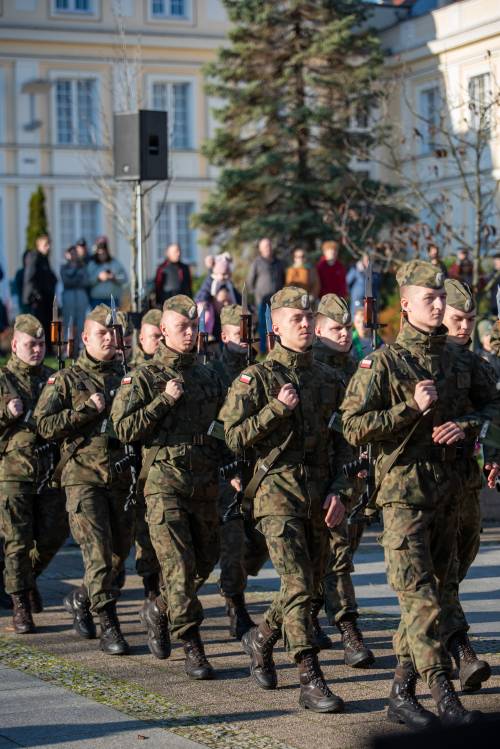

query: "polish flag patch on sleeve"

left=360, top=359, right=373, bottom=369
left=121, top=376, right=132, bottom=385
left=239, top=373, right=252, bottom=385
left=47, top=376, right=56, bottom=385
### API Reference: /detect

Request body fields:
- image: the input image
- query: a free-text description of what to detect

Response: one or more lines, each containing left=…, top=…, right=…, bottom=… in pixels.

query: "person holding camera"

left=87, top=236, right=127, bottom=309
left=61, top=241, right=90, bottom=347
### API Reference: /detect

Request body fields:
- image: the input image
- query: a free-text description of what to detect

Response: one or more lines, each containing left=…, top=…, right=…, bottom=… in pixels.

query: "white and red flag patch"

left=360, top=359, right=373, bottom=369
left=121, top=376, right=132, bottom=385
left=239, top=373, right=252, bottom=384
left=47, top=376, right=56, bottom=384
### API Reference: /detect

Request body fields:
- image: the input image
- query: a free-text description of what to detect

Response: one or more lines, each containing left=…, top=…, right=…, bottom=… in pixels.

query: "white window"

left=54, top=0, right=94, bottom=13
left=151, top=0, right=189, bottom=19
left=152, top=81, right=192, bottom=149
left=156, top=202, right=196, bottom=263
left=418, top=86, right=441, bottom=154
left=55, top=78, right=98, bottom=145
left=60, top=200, right=100, bottom=251
left=469, top=73, right=492, bottom=132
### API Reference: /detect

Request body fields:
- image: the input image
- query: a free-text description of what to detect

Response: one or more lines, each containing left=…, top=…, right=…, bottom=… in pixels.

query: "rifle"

left=109, top=295, right=139, bottom=511
left=197, top=308, right=209, bottom=365
left=66, top=316, right=76, bottom=364
left=240, top=284, right=254, bottom=366
left=265, top=304, right=276, bottom=352
left=50, top=296, right=65, bottom=372
left=348, top=260, right=385, bottom=527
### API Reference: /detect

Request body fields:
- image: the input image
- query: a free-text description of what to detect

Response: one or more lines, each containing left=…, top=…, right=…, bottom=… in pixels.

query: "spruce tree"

left=195, top=0, right=398, bottom=253
left=26, top=185, right=49, bottom=251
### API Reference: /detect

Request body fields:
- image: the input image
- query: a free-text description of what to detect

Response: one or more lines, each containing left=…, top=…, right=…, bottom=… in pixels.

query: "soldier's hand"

left=230, top=477, right=242, bottom=492
left=7, top=397, right=23, bottom=419
left=277, top=383, right=299, bottom=410
left=485, top=462, right=500, bottom=489
left=432, top=421, right=465, bottom=445
left=323, top=494, right=345, bottom=529
left=414, top=380, right=437, bottom=412
left=89, top=393, right=106, bottom=413
left=165, top=378, right=183, bottom=401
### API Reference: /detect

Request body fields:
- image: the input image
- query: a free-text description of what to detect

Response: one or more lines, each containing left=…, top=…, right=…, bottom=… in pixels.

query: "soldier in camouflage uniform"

left=35, top=305, right=134, bottom=655
left=341, top=261, right=500, bottom=728
left=220, top=287, right=349, bottom=714
left=311, top=294, right=374, bottom=668
left=486, top=321, right=500, bottom=381
left=441, top=279, right=499, bottom=690
left=130, top=309, right=163, bottom=369
left=0, top=314, right=68, bottom=633
left=208, top=304, right=269, bottom=640
left=111, top=295, right=225, bottom=679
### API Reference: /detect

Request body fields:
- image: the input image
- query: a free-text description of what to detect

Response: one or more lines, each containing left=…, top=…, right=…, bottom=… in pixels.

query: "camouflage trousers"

left=217, top=482, right=269, bottom=598
left=134, top=493, right=161, bottom=580
left=146, top=487, right=220, bottom=640
left=65, top=482, right=134, bottom=612
left=259, top=512, right=329, bottom=661
left=381, top=499, right=459, bottom=687
left=0, top=482, right=68, bottom=595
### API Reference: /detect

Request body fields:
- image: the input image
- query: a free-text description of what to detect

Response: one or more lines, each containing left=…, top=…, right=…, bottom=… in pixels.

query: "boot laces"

left=188, top=635, right=209, bottom=666
left=341, top=620, right=364, bottom=648
left=305, top=655, right=331, bottom=696
left=400, top=672, right=425, bottom=711
left=439, top=678, right=466, bottom=715
left=261, top=629, right=280, bottom=666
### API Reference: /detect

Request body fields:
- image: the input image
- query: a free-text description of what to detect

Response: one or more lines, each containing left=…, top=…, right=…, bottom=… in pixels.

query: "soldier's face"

left=273, top=307, right=315, bottom=351
left=161, top=311, right=197, bottom=353
left=400, top=286, right=446, bottom=332
left=443, top=306, right=476, bottom=345
left=12, top=331, right=46, bottom=366
left=82, top=320, right=116, bottom=361
left=221, top=324, right=246, bottom=353
left=140, top=323, right=162, bottom=355
left=315, top=317, right=352, bottom=352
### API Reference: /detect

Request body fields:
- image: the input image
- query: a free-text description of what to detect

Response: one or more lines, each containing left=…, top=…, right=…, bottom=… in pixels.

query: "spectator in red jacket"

left=316, top=240, right=347, bottom=298
left=154, top=243, right=192, bottom=306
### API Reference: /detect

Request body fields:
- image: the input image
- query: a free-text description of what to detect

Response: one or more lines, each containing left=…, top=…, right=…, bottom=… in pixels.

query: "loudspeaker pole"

left=135, top=180, right=143, bottom=313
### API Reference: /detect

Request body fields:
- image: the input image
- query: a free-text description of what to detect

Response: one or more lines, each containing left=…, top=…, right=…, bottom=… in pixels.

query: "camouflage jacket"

left=34, top=349, right=128, bottom=487
left=0, top=355, right=54, bottom=485
left=208, top=346, right=250, bottom=391
left=312, top=340, right=357, bottom=388
left=110, top=340, right=225, bottom=498
left=220, top=341, right=351, bottom=518
left=341, top=320, right=500, bottom=508
left=130, top=346, right=151, bottom=370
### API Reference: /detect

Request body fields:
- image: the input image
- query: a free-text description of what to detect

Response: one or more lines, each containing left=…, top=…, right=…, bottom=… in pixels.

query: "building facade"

left=0, top=0, right=229, bottom=307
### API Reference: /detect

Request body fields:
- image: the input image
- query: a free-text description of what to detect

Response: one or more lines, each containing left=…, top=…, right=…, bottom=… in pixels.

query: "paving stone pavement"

left=1, top=525, right=499, bottom=749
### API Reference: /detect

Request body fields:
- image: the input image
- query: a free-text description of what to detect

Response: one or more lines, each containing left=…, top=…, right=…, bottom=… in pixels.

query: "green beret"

left=317, top=294, right=351, bottom=325
left=86, top=304, right=113, bottom=327
left=162, top=295, right=198, bottom=319
left=220, top=304, right=242, bottom=327
left=141, top=309, right=162, bottom=328
left=117, top=311, right=134, bottom=337
left=444, top=279, right=475, bottom=313
left=396, top=260, right=445, bottom=290
left=477, top=319, right=493, bottom=342
left=271, top=286, right=312, bottom=311
left=14, top=314, right=44, bottom=340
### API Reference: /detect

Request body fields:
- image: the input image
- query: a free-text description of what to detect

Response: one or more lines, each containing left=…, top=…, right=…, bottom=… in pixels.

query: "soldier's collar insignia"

left=360, top=358, right=373, bottom=369
left=301, top=294, right=309, bottom=309
left=239, top=373, right=252, bottom=384
left=188, top=306, right=197, bottom=319
left=121, top=376, right=132, bottom=385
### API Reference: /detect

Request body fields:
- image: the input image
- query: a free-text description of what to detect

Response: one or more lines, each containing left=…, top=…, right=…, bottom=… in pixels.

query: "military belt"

left=394, top=444, right=475, bottom=465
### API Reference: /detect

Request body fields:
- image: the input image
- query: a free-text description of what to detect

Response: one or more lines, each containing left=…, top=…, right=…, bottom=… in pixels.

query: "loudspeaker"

left=113, top=110, right=168, bottom=182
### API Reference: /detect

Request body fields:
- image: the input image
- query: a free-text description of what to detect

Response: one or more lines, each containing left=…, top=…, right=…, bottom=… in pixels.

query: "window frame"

left=417, top=84, right=442, bottom=156
left=155, top=200, right=197, bottom=265
left=58, top=198, right=101, bottom=253
left=50, top=71, right=100, bottom=147
left=468, top=72, right=492, bottom=134
left=149, top=0, right=192, bottom=21
left=147, top=74, right=196, bottom=151
left=51, top=0, right=97, bottom=17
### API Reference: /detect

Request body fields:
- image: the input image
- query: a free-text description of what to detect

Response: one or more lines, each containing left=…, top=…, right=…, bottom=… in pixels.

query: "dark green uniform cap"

left=270, top=286, right=312, bottom=311
left=396, top=260, right=445, bottom=290
left=317, top=294, right=351, bottom=325
left=220, top=304, right=242, bottom=327
left=141, top=309, right=162, bottom=327
left=86, top=304, right=113, bottom=327
left=162, top=294, right=198, bottom=319
left=14, top=314, right=45, bottom=339
left=444, top=278, right=475, bottom=313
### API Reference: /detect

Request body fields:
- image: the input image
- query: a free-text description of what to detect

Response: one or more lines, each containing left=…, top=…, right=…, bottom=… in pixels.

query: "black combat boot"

left=98, top=601, right=129, bottom=655
left=140, top=596, right=171, bottom=660
left=430, top=674, right=482, bottom=726
left=336, top=618, right=375, bottom=668
left=64, top=587, right=96, bottom=639
left=310, top=599, right=333, bottom=650
left=142, top=573, right=160, bottom=601
left=242, top=622, right=281, bottom=689
left=297, top=651, right=344, bottom=713
left=11, top=592, right=35, bottom=634
left=0, top=575, right=13, bottom=610
left=181, top=627, right=215, bottom=680
left=28, top=584, right=43, bottom=614
left=225, top=593, right=255, bottom=640
left=387, top=663, right=439, bottom=729
left=447, top=632, right=491, bottom=691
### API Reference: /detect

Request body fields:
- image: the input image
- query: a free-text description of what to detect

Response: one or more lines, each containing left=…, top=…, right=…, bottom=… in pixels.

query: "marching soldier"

left=208, top=304, right=269, bottom=639
left=341, top=261, right=500, bottom=728
left=111, top=295, right=225, bottom=679
left=0, top=314, right=68, bottom=632
left=441, top=279, right=499, bottom=690
left=312, top=294, right=374, bottom=667
left=220, top=287, right=349, bottom=714
left=35, top=305, right=134, bottom=655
